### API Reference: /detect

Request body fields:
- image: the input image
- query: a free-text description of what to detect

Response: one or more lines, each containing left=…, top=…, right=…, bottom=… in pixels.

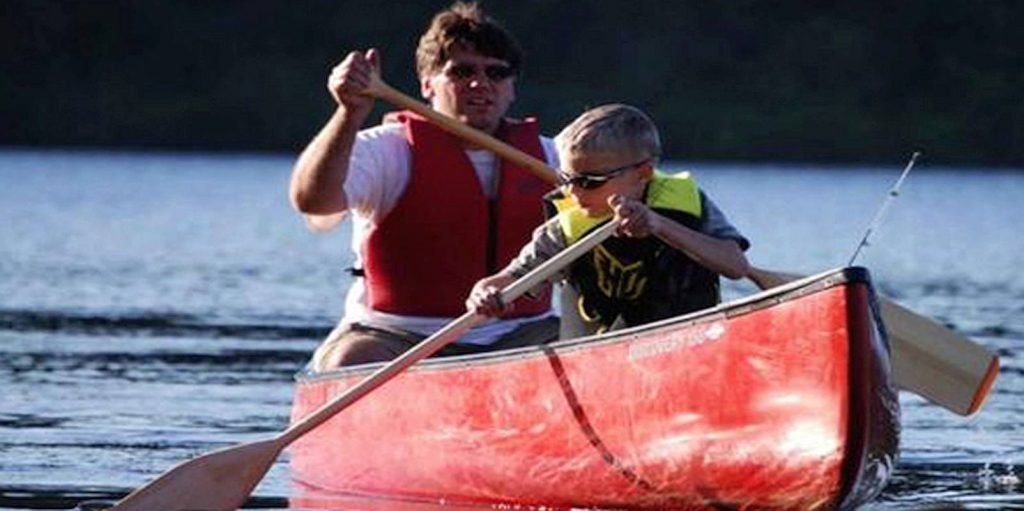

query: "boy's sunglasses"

left=445, top=63, right=517, bottom=82
left=557, top=159, right=650, bottom=190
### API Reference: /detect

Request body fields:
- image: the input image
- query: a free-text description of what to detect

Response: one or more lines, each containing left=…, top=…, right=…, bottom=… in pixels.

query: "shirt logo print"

left=592, top=244, right=647, bottom=300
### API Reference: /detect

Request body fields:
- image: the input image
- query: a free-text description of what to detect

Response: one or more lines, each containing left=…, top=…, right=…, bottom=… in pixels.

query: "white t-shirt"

left=338, top=123, right=560, bottom=345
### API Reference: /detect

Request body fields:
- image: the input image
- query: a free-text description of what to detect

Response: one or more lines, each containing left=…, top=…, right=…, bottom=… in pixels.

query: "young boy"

left=467, top=104, right=751, bottom=334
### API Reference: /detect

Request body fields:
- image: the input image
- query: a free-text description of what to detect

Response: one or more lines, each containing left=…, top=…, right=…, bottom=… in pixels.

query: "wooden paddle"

left=106, top=220, right=619, bottom=511
left=363, top=74, right=558, bottom=182
left=361, top=73, right=1000, bottom=416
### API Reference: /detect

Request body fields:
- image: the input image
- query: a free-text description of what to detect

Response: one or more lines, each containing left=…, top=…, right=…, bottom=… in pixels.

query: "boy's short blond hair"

left=555, top=104, right=662, bottom=165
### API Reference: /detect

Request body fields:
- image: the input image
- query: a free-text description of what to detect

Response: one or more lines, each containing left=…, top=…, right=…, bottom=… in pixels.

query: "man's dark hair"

left=415, top=2, right=524, bottom=79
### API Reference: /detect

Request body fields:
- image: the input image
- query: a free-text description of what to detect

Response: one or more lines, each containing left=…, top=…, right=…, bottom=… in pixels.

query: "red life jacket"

left=364, top=110, right=553, bottom=317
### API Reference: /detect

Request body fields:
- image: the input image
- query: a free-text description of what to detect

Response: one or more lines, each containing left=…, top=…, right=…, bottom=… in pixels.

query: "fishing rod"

left=847, top=151, right=920, bottom=266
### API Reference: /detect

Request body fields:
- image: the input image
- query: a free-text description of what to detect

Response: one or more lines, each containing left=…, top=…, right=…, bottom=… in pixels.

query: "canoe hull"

left=289, top=267, right=898, bottom=509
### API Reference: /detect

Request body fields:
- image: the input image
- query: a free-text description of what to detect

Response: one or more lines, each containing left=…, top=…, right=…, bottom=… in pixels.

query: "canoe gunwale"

left=297, top=266, right=871, bottom=383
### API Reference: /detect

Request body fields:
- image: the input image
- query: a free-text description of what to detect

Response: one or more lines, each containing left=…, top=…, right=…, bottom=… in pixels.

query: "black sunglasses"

left=446, top=63, right=517, bottom=82
left=557, top=159, right=650, bottom=190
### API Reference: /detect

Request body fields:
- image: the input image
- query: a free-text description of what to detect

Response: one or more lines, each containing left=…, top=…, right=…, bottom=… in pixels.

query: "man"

left=289, top=2, right=558, bottom=370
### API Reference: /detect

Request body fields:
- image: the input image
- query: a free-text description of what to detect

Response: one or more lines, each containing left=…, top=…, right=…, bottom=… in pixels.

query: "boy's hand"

left=609, top=194, right=661, bottom=238
left=466, top=274, right=516, bottom=317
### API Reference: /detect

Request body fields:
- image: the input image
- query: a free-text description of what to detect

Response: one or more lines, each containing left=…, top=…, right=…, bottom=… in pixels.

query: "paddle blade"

left=748, top=266, right=1000, bottom=416
left=883, top=299, right=1000, bottom=416
left=108, top=438, right=283, bottom=511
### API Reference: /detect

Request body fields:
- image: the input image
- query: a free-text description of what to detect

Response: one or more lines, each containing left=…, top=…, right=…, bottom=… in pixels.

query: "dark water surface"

left=1, top=150, right=1022, bottom=509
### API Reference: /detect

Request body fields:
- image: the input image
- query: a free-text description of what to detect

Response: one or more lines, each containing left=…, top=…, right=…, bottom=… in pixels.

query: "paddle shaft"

left=283, top=219, right=617, bottom=444
left=364, top=77, right=559, bottom=185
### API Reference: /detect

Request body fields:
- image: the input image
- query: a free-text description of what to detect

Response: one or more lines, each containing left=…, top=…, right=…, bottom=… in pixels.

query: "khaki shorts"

left=311, top=316, right=559, bottom=372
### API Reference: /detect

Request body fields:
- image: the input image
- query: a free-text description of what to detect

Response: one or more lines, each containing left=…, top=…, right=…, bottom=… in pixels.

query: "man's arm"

left=289, top=50, right=379, bottom=216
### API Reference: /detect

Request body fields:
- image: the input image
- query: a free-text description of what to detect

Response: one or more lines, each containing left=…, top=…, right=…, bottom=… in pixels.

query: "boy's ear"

left=638, top=163, right=655, bottom=180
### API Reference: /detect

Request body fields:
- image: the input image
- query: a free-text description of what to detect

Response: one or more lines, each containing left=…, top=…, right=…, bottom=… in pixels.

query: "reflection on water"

left=0, top=488, right=287, bottom=511
left=2, top=463, right=1023, bottom=510
left=867, top=462, right=1024, bottom=510
left=1, top=151, right=1023, bottom=510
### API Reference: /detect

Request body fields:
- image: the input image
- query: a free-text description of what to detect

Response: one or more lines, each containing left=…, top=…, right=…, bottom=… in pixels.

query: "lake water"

left=1, top=149, right=1022, bottom=510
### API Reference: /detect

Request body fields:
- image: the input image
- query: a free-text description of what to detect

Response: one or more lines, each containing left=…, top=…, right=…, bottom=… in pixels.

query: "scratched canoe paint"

left=1, top=150, right=1022, bottom=510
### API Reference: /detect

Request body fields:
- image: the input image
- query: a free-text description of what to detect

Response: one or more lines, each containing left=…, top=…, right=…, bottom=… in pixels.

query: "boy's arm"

left=650, top=217, right=750, bottom=279
left=466, top=218, right=567, bottom=317
left=507, top=217, right=566, bottom=278
left=698, top=193, right=750, bottom=251
left=611, top=195, right=750, bottom=279
left=466, top=271, right=518, bottom=316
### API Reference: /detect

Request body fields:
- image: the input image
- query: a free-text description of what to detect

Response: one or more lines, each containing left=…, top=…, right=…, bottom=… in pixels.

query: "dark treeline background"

left=2, top=1, right=1021, bottom=165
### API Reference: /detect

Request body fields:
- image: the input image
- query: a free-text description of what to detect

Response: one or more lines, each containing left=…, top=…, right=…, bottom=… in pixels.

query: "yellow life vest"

left=548, top=170, right=719, bottom=331
left=552, top=171, right=702, bottom=244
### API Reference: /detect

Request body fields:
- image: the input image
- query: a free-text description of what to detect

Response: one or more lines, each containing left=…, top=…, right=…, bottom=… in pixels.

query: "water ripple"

left=0, top=309, right=331, bottom=340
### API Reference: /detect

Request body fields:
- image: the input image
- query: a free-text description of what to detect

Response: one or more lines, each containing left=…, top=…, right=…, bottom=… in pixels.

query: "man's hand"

left=328, top=49, right=379, bottom=116
left=610, top=194, right=662, bottom=238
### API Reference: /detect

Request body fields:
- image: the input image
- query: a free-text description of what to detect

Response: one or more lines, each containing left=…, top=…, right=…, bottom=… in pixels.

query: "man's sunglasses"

left=557, top=159, right=650, bottom=190
left=445, top=63, right=518, bottom=82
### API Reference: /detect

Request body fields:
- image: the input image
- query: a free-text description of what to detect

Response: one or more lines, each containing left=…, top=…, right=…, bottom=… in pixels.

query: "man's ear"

left=420, top=76, right=434, bottom=100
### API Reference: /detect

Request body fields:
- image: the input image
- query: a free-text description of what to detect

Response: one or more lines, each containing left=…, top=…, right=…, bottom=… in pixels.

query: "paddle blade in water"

left=107, top=438, right=283, bottom=511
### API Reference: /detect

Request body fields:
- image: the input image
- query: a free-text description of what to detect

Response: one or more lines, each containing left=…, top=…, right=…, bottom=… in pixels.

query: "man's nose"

left=466, top=76, right=492, bottom=89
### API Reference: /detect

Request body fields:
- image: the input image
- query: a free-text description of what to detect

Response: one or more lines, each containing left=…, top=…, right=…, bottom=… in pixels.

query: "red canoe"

left=289, top=267, right=899, bottom=510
